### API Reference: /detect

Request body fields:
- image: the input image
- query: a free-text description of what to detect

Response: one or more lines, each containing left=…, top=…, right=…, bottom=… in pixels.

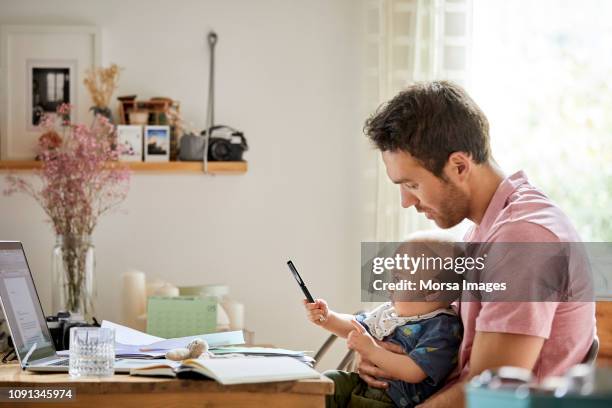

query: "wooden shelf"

left=0, top=160, right=247, bottom=174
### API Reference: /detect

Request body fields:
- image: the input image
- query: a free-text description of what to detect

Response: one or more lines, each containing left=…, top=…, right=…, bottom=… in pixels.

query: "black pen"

left=287, top=260, right=315, bottom=303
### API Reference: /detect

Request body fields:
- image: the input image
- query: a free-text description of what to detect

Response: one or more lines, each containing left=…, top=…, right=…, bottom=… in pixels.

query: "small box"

left=146, top=296, right=217, bottom=338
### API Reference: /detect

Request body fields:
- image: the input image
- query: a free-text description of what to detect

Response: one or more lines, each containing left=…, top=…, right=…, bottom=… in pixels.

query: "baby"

left=304, top=231, right=463, bottom=408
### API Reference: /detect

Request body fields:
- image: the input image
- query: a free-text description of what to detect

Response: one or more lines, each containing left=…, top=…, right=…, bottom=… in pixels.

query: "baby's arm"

left=347, top=321, right=427, bottom=383
left=303, top=299, right=357, bottom=338
left=365, top=346, right=427, bottom=383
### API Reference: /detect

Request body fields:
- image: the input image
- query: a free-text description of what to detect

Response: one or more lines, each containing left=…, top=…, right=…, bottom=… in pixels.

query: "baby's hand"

left=347, top=320, right=377, bottom=356
left=303, top=299, right=329, bottom=326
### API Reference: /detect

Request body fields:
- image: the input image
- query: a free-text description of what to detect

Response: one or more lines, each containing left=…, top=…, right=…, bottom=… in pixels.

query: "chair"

left=582, top=335, right=599, bottom=366
left=313, top=310, right=364, bottom=371
left=313, top=334, right=357, bottom=371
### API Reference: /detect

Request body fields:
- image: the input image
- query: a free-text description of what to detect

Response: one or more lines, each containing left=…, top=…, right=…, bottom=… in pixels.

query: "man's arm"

left=417, top=331, right=545, bottom=408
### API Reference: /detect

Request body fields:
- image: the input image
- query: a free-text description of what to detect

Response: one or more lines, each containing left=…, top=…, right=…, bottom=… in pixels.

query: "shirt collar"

left=475, top=170, right=529, bottom=237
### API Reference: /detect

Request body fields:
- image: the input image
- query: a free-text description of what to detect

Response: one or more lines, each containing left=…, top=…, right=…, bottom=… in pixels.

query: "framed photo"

left=0, top=25, right=101, bottom=160
left=116, top=125, right=143, bottom=162
left=144, top=126, right=170, bottom=162
left=27, top=60, right=76, bottom=129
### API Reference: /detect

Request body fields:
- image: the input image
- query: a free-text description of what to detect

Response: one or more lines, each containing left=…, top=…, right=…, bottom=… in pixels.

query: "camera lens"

left=210, top=139, right=231, bottom=161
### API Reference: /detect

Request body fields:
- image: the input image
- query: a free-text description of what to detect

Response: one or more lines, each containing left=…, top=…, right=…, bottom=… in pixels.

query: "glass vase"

left=52, top=235, right=96, bottom=322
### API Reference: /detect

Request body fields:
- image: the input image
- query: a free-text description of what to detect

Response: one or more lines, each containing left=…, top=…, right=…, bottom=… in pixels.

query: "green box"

left=146, top=296, right=217, bottom=338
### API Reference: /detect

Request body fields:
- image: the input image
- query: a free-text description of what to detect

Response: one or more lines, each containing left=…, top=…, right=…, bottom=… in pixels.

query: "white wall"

left=0, top=0, right=367, bottom=357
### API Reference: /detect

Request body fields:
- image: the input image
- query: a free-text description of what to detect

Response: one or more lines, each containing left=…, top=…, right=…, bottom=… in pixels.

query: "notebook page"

left=192, top=356, right=320, bottom=385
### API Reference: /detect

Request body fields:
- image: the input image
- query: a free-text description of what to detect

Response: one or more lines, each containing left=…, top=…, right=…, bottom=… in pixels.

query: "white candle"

left=153, top=283, right=179, bottom=297
left=121, top=270, right=146, bottom=330
left=221, top=300, right=245, bottom=330
left=146, top=277, right=166, bottom=298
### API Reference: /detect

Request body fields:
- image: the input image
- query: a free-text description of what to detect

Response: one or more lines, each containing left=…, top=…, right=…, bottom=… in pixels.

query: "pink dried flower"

left=57, top=103, right=72, bottom=115
left=4, top=105, right=131, bottom=236
left=38, top=131, right=63, bottom=150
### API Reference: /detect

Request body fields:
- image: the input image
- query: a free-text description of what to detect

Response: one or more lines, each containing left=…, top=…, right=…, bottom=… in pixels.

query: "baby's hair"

left=392, top=229, right=463, bottom=302
left=402, top=229, right=461, bottom=262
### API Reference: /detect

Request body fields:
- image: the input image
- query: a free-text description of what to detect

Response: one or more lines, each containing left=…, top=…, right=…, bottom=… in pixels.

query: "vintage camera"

left=201, top=125, right=248, bottom=161
left=46, top=312, right=98, bottom=351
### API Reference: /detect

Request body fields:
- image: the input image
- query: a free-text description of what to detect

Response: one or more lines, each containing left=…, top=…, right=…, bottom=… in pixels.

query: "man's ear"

left=445, top=152, right=472, bottom=183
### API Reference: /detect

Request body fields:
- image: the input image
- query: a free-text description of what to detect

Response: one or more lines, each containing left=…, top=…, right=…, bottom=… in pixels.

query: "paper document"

left=211, top=347, right=309, bottom=357
left=57, top=346, right=165, bottom=358
left=102, top=320, right=163, bottom=345
left=99, top=320, right=245, bottom=357
left=141, top=330, right=245, bottom=351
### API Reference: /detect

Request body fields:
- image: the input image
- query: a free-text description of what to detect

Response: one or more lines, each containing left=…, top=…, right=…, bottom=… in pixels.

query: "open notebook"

left=130, top=356, right=320, bottom=385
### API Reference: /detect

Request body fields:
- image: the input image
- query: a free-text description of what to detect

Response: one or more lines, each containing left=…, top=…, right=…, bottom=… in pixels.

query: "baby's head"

left=389, top=230, right=463, bottom=316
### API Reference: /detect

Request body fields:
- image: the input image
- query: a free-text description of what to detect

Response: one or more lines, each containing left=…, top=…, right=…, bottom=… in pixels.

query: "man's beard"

left=432, top=180, right=470, bottom=229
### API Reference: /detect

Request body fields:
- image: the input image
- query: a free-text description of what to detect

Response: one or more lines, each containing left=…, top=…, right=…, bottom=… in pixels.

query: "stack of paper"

left=58, top=321, right=245, bottom=359
left=210, top=346, right=315, bottom=366
left=210, top=346, right=307, bottom=356
left=102, top=320, right=166, bottom=358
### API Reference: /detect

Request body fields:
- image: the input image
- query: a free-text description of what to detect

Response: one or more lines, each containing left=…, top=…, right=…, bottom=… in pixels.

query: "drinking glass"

left=69, top=327, right=115, bottom=378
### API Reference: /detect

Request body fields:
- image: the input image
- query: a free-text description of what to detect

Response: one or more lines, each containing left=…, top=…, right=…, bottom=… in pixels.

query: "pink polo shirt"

left=457, top=171, right=595, bottom=381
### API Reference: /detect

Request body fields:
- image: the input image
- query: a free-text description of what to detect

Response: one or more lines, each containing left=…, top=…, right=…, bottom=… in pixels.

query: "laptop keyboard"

left=48, top=359, right=69, bottom=366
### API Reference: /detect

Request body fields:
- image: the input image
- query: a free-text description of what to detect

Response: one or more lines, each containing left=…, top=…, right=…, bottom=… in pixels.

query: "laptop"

left=0, top=241, right=154, bottom=373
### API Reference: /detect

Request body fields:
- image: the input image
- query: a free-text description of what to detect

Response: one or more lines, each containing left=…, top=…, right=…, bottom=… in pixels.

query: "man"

left=358, top=81, right=595, bottom=407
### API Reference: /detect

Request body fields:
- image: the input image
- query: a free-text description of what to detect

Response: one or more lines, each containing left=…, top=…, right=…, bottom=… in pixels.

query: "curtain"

left=361, top=0, right=473, bottom=242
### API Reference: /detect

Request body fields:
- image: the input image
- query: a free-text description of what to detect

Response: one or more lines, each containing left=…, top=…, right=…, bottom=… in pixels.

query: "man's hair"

left=364, top=80, right=491, bottom=177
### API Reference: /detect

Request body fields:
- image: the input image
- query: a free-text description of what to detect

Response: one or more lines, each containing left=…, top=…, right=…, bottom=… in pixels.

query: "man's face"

left=382, top=150, right=470, bottom=229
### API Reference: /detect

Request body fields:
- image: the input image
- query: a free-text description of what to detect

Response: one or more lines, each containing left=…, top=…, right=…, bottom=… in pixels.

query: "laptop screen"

left=0, top=242, right=56, bottom=364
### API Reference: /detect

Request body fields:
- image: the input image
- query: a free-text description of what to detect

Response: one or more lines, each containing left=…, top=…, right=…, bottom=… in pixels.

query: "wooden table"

left=0, top=363, right=333, bottom=407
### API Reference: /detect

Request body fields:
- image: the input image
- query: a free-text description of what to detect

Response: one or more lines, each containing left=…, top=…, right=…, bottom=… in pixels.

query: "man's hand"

left=347, top=320, right=378, bottom=356
left=357, top=339, right=405, bottom=388
left=303, top=299, right=329, bottom=326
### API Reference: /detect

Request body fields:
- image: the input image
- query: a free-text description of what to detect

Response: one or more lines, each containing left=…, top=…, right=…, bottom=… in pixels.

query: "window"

left=45, top=72, right=65, bottom=102
left=471, top=0, right=612, bottom=240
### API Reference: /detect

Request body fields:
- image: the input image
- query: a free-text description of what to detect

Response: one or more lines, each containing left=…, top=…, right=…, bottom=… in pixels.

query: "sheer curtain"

left=361, top=0, right=472, bottom=242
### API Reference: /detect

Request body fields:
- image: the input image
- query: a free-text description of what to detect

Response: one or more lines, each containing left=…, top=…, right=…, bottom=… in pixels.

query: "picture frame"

left=26, top=59, right=77, bottom=130
left=0, top=25, right=101, bottom=160
left=116, top=125, right=143, bottom=162
left=144, top=125, right=170, bottom=162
